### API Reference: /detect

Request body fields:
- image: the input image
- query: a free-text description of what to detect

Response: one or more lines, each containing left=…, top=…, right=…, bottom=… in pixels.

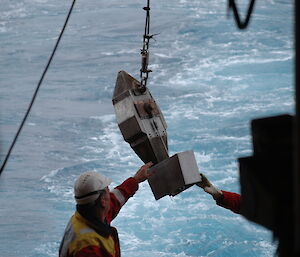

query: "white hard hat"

left=74, top=171, right=112, bottom=205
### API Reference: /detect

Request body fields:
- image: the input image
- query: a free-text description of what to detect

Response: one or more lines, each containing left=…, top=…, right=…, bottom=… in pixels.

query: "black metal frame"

left=228, top=0, right=299, bottom=254
left=294, top=1, right=299, bottom=255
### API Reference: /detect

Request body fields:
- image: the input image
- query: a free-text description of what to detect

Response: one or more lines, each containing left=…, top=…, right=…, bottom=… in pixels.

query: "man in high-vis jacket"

left=197, top=173, right=241, bottom=214
left=59, top=162, right=153, bottom=257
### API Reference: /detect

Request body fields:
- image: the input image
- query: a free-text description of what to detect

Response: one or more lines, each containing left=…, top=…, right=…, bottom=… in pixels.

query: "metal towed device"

left=112, top=1, right=201, bottom=200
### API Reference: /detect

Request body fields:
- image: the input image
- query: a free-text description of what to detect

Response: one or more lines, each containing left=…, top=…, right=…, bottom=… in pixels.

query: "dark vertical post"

left=294, top=0, right=300, bottom=255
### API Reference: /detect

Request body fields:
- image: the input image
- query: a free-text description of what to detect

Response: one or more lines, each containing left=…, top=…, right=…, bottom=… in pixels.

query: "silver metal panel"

left=148, top=150, right=201, bottom=200
left=178, top=150, right=202, bottom=185
left=114, top=96, right=136, bottom=124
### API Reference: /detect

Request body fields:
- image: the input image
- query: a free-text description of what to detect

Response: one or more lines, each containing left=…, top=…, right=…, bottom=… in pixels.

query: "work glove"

left=196, top=173, right=223, bottom=200
left=133, top=162, right=153, bottom=183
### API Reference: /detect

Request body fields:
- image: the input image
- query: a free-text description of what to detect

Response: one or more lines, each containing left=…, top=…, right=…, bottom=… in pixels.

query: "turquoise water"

left=0, top=0, right=294, bottom=256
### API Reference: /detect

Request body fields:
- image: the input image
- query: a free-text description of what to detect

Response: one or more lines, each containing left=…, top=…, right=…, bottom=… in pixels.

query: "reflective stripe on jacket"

left=59, top=177, right=139, bottom=257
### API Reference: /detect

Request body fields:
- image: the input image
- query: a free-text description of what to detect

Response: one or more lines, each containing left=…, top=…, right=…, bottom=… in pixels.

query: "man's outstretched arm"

left=107, top=162, right=153, bottom=222
left=197, top=173, right=241, bottom=214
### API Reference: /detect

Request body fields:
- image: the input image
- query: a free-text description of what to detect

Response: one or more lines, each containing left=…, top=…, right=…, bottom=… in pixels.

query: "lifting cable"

left=227, top=0, right=256, bottom=30
left=0, top=0, right=77, bottom=176
left=139, top=0, right=157, bottom=92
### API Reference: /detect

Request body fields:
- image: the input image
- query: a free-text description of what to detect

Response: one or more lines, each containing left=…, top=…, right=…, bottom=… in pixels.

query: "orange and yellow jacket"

left=59, top=177, right=139, bottom=257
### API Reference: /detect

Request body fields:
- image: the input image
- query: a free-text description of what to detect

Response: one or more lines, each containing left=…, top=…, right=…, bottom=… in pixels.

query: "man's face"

left=102, top=187, right=111, bottom=216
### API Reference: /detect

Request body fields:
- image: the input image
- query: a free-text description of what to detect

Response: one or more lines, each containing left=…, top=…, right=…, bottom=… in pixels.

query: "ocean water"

left=0, top=0, right=294, bottom=256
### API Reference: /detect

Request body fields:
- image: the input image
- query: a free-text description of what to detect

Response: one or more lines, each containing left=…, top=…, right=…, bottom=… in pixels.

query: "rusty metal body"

left=112, top=70, right=201, bottom=200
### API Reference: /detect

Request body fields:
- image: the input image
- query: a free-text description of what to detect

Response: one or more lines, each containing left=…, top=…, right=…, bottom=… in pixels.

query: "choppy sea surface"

left=0, top=0, right=294, bottom=256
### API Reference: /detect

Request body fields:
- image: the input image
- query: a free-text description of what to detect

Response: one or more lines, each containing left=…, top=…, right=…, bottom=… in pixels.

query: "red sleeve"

left=114, top=177, right=139, bottom=199
left=216, top=191, right=241, bottom=214
left=106, top=177, right=139, bottom=223
left=74, top=245, right=110, bottom=257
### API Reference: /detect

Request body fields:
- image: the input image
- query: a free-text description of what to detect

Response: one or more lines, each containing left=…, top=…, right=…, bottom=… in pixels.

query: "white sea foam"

left=0, top=22, right=8, bottom=33
left=194, top=151, right=212, bottom=163
left=33, top=0, right=50, bottom=3
left=215, top=176, right=237, bottom=186
left=2, top=3, right=27, bottom=19
left=79, top=145, right=104, bottom=154
left=102, top=52, right=114, bottom=56
left=154, top=53, right=173, bottom=58
left=34, top=242, right=59, bottom=257
left=40, top=168, right=61, bottom=182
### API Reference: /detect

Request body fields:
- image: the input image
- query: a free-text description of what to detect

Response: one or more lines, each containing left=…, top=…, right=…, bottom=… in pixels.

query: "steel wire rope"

left=139, top=0, right=152, bottom=91
left=228, top=0, right=256, bottom=29
left=0, top=0, right=77, bottom=176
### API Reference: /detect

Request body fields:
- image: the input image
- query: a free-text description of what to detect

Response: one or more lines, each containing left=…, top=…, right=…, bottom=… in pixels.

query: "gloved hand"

left=196, top=173, right=223, bottom=200
left=133, top=162, right=153, bottom=183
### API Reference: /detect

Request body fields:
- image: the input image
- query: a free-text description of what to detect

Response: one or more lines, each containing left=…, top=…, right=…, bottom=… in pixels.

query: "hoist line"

left=144, top=0, right=150, bottom=36
left=228, top=0, right=256, bottom=29
left=0, top=0, right=77, bottom=176
left=140, top=0, right=152, bottom=91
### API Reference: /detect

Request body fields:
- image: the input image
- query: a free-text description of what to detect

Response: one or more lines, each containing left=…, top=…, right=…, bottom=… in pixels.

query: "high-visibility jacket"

left=217, top=190, right=241, bottom=214
left=59, top=177, right=139, bottom=257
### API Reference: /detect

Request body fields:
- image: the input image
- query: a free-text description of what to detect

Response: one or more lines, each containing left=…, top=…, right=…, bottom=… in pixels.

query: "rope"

left=139, top=0, right=152, bottom=92
left=227, top=0, right=256, bottom=29
left=0, top=0, right=77, bottom=176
